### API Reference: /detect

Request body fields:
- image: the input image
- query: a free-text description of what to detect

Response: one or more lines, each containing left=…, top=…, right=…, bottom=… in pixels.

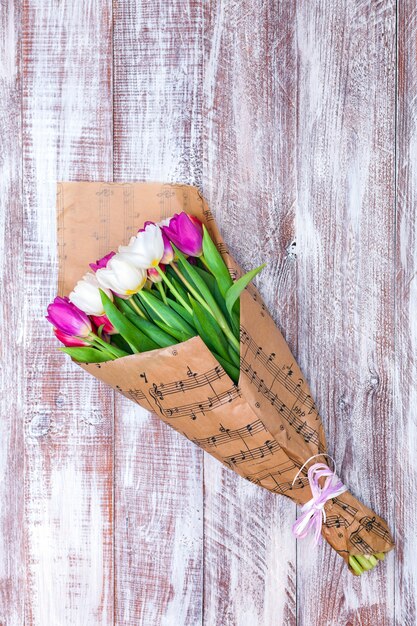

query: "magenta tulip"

left=46, top=296, right=92, bottom=337
left=160, top=230, right=174, bottom=264
left=54, top=328, right=89, bottom=347
left=162, top=212, right=203, bottom=257
left=91, top=314, right=117, bottom=335
left=89, top=251, right=116, bottom=272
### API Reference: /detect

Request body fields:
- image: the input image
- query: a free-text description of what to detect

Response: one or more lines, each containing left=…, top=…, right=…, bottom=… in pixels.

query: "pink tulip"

left=91, top=314, right=117, bottom=335
left=89, top=251, right=116, bottom=272
left=46, top=296, right=92, bottom=337
left=54, top=328, right=89, bottom=347
left=147, top=264, right=165, bottom=283
left=162, top=212, right=203, bottom=257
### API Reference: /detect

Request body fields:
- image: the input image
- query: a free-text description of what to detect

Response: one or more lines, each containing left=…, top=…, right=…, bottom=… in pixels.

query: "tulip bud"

left=96, top=254, right=147, bottom=296
left=89, top=251, right=116, bottom=272
left=90, top=314, right=117, bottom=335
left=46, top=296, right=92, bottom=337
left=162, top=212, right=203, bottom=257
left=118, top=223, right=165, bottom=269
left=147, top=264, right=165, bottom=284
left=54, top=327, right=89, bottom=347
left=69, top=272, right=113, bottom=316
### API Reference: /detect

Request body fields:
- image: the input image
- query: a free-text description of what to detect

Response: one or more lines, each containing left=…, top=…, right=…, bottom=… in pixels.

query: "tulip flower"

left=46, top=296, right=92, bottom=337
left=69, top=272, right=113, bottom=316
left=147, top=265, right=165, bottom=284
left=89, top=251, right=116, bottom=272
left=162, top=212, right=203, bottom=257
left=90, top=314, right=117, bottom=335
left=96, top=254, right=147, bottom=296
left=54, top=328, right=89, bottom=347
left=118, top=223, right=164, bottom=269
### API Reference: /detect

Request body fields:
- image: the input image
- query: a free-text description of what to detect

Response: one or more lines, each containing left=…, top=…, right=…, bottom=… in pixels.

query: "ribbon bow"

left=292, top=459, right=347, bottom=545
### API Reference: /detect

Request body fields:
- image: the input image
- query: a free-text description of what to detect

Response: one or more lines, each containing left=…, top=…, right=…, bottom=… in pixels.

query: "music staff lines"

left=241, top=357, right=320, bottom=447
left=150, top=385, right=241, bottom=420
left=151, top=365, right=225, bottom=399
left=193, top=419, right=267, bottom=449
left=224, top=439, right=280, bottom=467
left=240, top=328, right=318, bottom=414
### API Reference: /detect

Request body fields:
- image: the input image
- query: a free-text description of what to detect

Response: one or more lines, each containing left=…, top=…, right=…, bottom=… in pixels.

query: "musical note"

left=193, top=419, right=268, bottom=449
left=224, top=439, right=280, bottom=467
left=151, top=366, right=227, bottom=399
left=150, top=385, right=242, bottom=420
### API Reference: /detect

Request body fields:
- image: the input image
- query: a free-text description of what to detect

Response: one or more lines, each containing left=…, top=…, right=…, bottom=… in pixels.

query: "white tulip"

left=69, top=272, right=112, bottom=316
left=96, top=254, right=147, bottom=296
left=118, top=223, right=164, bottom=269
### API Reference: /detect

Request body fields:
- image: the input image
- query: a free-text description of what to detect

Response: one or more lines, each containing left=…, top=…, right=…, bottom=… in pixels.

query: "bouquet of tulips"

left=50, top=181, right=394, bottom=576
left=47, top=213, right=263, bottom=382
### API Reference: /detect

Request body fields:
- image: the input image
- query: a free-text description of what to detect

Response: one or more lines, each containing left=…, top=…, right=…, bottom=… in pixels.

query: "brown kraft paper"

left=57, top=181, right=394, bottom=570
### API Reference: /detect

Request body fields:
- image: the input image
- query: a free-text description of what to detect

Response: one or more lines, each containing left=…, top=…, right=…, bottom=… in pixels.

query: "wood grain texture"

left=202, top=1, right=297, bottom=625
left=2, top=0, right=417, bottom=623
left=0, top=2, right=24, bottom=624
left=396, top=3, right=417, bottom=625
left=295, top=2, right=396, bottom=625
left=113, top=2, right=204, bottom=624
left=22, top=1, right=114, bottom=623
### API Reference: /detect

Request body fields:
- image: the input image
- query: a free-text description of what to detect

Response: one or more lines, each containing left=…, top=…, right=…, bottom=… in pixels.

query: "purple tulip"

left=46, top=296, right=92, bottom=337
left=161, top=230, right=174, bottom=264
left=162, top=212, right=203, bottom=257
left=89, top=251, right=116, bottom=272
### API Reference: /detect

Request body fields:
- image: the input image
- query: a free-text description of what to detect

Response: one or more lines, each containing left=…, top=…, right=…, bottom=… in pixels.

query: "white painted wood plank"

left=202, top=2, right=297, bottom=624
left=396, top=3, right=417, bottom=625
left=295, top=1, right=396, bottom=624
left=22, top=1, right=114, bottom=623
left=0, top=2, right=24, bottom=623
left=113, top=1, right=204, bottom=623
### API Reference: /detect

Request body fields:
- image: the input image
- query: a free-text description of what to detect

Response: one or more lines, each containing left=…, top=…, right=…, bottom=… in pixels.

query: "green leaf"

left=225, top=264, right=266, bottom=316
left=212, top=352, right=240, bottom=384
left=100, top=289, right=159, bottom=353
left=137, top=289, right=196, bottom=338
left=97, top=324, right=105, bottom=338
left=190, top=297, right=230, bottom=363
left=166, top=297, right=195, bottom=327
left=124, top=311, right=176, bottom=348
left=153, top=319, right=194, bottom=343
left=111, top=333, right=133, bottom=354
left=202, top=225, right=233, bottom=297
left=59, top=346, right=114, bottom=363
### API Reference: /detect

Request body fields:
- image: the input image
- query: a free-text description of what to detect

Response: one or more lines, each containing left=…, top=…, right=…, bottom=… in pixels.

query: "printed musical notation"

left=332, top=497, right=358, bottom=518
left=151, top=365, right=225, bottom=399
left=224, top=439, right=280, bottom=467
left=350, top=516, right=394, bottom=553
left=150, top=384, right=241, bottom=420
left=324, top=515, right=350, bottom=529
left=193, top=419, right=268, bottom=449
left=240, top=328, right=319, bottom=417
left=241, top=356, right=321, bottom=447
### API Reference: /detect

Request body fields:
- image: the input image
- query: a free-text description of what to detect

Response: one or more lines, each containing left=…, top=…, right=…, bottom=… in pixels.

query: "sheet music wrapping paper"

left=57, top=182, right=394, bottom=570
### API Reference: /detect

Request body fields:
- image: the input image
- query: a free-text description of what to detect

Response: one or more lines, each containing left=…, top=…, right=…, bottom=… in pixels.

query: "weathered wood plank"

left=396, top=3, right=417, bottom=625
left=113, top=2, right=204, bottom=624
left=0, top=2, right=24, bottom=624
left=202, top=2, right=297, bottom=624
left=295, top=2, right=396, bottom=624
left=22, top=1, right=114, bottom=623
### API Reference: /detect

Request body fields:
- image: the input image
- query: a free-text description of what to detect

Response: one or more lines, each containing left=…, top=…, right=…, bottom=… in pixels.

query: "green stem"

left=129, top=296, right=146, bottom=318
left=90, top=333, right=126, bottom=358
left=200, top=254, right=211, bottom=272
left=172, top=262, right=240, bottom=354
left=155, top=265, right=193, bottom=315
left=156, top=281, right=168, bottom=305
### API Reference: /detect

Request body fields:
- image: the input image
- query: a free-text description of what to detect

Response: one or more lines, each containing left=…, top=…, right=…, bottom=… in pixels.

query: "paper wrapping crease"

left=57, top=181, right=394, bottom=566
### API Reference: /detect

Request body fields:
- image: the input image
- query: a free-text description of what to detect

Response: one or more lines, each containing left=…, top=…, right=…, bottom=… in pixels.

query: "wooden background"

left=0, top=0, right=414, bottom=624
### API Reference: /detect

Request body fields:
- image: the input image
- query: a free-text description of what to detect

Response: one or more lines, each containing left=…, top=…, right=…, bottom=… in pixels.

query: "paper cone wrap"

left=57, top=182, right=394, bottom=569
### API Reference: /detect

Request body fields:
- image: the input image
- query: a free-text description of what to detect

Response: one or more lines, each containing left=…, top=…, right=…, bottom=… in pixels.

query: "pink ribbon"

left=292, top=461, right=347, bottom=544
